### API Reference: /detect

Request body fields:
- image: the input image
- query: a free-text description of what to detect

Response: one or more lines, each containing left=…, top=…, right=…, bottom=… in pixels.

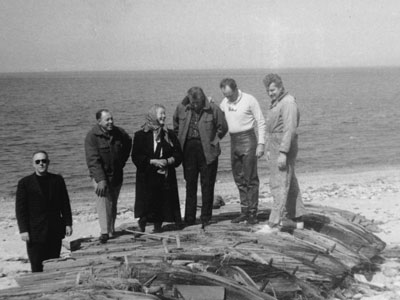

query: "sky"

left=1, top=0, right=400, bottom=72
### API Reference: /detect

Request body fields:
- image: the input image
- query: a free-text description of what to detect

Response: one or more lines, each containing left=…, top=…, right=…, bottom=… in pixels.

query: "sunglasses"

left=35, top=159, right=48, bottom=165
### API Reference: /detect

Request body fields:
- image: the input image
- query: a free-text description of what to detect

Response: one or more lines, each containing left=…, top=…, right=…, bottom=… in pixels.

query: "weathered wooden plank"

left=292, top=229, right=370, bottom=269
left=174, top=285, right=225, bottom=300
left=305, top=206, right=385, bottom=250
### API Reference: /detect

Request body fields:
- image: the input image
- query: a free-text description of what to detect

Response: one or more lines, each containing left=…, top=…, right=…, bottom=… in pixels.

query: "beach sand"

left=1, top=166, right=400, bottom=299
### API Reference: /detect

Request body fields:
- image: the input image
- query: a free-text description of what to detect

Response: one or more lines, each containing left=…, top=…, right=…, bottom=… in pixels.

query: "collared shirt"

left=220, top=90, right=266, bottom=144
left=187, top=110, right=201, bottom=139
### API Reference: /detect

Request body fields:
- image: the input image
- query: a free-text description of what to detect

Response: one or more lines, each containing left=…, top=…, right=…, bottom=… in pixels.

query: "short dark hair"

left=263, top=73, right=284, bottom=89
left=219, top=78, right=237, bottom=91
left=95, top=109, right=110, bottom=120
left=187, top=87, right=206, bottom=104
left=32, top=150, right=49, bottom=159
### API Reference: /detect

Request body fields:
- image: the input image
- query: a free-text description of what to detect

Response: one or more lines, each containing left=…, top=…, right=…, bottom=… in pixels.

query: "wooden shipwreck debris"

left=0, top=205, right=386, bottom=300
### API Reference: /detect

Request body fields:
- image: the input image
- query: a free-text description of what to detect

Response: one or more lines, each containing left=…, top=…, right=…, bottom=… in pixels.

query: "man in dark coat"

left=173, top=87, right=228, bottom=227
left=15, top=151, right=73, bottom=272
left=85, top=109, right=132, bottom=243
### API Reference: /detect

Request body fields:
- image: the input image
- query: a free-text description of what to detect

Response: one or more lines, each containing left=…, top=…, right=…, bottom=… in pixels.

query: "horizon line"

left=1, top=65, right=400, bottom=76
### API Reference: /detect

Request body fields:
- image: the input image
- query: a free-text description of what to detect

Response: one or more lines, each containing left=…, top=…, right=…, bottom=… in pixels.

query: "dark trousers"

left=183, top=139, right=218, bottom=223
left=26, top=238, right=62, bottom=272
left=230, top=129, right=259, bottom=216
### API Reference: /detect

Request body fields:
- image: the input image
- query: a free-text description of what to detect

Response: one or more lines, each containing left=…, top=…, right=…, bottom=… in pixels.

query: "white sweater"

left=220, top=90, right=266, bottom=144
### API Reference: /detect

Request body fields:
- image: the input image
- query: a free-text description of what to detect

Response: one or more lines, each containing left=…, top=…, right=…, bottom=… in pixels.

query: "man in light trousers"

left=85, top=109, right=132, bottom=243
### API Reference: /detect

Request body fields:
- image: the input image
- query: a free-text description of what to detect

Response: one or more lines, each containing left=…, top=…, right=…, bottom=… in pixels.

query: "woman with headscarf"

left=132, top=104, right=183, bottom=233
left=263, top=73, right=306, bottom=230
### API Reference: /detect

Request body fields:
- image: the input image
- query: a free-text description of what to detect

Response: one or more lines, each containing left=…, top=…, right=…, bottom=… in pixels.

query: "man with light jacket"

left=173, top=87, right=228, bottom=228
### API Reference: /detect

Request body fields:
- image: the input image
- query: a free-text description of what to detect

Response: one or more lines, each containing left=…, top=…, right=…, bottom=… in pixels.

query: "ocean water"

left=1, top=68, right=400, bottom=198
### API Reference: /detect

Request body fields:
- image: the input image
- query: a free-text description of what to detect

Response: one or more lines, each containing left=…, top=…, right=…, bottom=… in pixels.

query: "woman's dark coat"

left=131, top=129, right=182, bottom=223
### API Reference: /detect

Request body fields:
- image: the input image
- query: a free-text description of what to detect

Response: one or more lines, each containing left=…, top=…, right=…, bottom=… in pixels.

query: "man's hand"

left=66, top=226, right=73, bottom=237
left=95, top=180, right=108, bottom=197
left=158, top=159, right=168, bottom=168
left=265, top=151, right=270, bottom=161
left=211, top=139, right=219, bottom=146
left=20, top=232, right=29, bottom=242
left=256, top=144, right=265, bottom=159
left=278, top=152, right=287, bottom=170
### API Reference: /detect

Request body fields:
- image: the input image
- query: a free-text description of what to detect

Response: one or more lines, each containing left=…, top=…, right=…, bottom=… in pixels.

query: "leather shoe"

left=183, top=220, right=196, bottom=226
left=231, top=214, right=248, bottom=223
left=247, top=215, right=259, bottom=225
left=153, top=222, right=162, bottom=233
left=138, top=217, right=146, bottom=232
left=99, top=234, right=109, bottom=244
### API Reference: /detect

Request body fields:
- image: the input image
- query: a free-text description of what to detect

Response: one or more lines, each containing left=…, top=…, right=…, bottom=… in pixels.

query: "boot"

left=247, top=214, right=259, bottom=225
left=138, top=217, right=147, bottom=232
left=99, top=234, right=109, bottom=244
left=153, top=222, right=163, bottom=233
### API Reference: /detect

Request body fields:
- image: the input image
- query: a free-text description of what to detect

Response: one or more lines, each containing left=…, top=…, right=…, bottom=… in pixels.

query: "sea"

left=1, top=67, right=400, bottom=199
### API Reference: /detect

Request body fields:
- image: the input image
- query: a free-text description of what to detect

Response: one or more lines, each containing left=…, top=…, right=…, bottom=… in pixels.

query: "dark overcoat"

left=15, top=173, right=73, bottom=242
left=131, top=129, right=182, bottom=223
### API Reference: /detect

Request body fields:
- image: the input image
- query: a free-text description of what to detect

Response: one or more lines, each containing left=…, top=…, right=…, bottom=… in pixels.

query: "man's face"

left=32, top=152, right=49, bottom=176
left=267, top=83, right=284, bottom=101
left=98, top=111, right=114, bottom=132
left=221, top=86, right=237, bottom=102
left=156, top=107, right=166, bottom=126
left=190, top=97, right=204, bottom=113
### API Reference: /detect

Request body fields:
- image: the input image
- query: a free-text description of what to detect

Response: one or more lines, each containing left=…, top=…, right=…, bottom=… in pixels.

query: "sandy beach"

left=1, top=165, right=400, bottom=299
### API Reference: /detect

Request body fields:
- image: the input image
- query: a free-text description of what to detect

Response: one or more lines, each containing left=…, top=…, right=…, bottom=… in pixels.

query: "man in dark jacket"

left=85, top=109, right=132, bottom=243
left=173, top=87, right=228, bottom=227
left=16, top=150, right=73, bottom=272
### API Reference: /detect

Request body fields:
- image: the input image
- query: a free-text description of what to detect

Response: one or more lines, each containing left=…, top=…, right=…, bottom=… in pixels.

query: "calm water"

left=1, top=68, right=400, bottom=198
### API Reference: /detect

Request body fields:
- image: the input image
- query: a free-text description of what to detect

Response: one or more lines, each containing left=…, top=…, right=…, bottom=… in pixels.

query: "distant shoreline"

left=2, top=65, right=400, bottom=77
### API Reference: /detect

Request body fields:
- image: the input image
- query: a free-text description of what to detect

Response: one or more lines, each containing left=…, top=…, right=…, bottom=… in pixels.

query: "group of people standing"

left=15, top=73, right=306, bottom=272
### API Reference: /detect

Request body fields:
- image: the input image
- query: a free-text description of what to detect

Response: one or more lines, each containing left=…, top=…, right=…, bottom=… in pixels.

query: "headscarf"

left=142, top=104, right=171, bottom=145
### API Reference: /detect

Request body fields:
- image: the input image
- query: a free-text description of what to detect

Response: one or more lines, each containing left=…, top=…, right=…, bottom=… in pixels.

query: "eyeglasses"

left=35, top=159, right=48, bottom=164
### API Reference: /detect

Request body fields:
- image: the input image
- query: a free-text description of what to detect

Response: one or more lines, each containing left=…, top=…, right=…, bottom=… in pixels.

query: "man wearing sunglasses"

left=15, top=151, right=73, bottom=272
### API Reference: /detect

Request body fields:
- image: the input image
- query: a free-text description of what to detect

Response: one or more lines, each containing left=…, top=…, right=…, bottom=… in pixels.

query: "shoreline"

left=1, top=165, right=400, bottom=298
left=2, top=163, right=399, bottom=203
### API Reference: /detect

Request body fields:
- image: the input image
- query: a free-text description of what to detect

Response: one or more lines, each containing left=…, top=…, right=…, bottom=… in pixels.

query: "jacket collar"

left=270, top=91, right=288, bottom=109
left=93, top=124, right=112, bottom=137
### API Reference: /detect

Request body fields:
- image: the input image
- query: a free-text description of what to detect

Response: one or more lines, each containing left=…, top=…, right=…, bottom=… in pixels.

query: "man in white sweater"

left=219, top=78, right=266, bottom=224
